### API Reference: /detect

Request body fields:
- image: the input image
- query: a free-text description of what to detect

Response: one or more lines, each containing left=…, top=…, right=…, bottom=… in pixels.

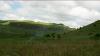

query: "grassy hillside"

left=0, top=20, right=72, bottom=40
left=66, top=20, right=100, bottom=40
left=0, top=20, right=100, bottom=56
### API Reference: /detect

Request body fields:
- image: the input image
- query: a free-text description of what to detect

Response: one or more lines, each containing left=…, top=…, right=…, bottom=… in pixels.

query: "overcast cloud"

left=0, top=1, right=100, bottom=28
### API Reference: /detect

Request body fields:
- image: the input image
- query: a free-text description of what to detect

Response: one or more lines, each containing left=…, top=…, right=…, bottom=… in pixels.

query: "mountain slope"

left=0, top=20, right=72, bottom=39
left=66, top=20, right=100, bottom=40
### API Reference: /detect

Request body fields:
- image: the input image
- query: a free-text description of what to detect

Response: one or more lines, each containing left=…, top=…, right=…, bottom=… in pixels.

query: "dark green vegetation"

left=66, top=20, right=100, bottom=40
left=0, top=20, right=100, bottom=56
left=0, top=20, right=72, bottom=40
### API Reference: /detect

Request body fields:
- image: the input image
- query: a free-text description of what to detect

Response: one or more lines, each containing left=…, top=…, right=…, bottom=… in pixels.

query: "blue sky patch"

left=10, top=1, right=22, bottom=11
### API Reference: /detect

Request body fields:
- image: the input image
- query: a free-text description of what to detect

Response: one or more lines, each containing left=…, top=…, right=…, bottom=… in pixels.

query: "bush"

left=90, top=33, right=100, bottom=40
left=44, top=33, right=63, bottom=40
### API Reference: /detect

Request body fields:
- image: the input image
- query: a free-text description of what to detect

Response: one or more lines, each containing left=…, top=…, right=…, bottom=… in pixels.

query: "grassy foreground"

left=0, top=39, right=100, bottom=56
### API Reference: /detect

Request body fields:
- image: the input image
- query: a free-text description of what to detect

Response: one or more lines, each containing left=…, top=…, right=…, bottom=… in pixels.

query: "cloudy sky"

left=0, top=1, right=100, bottom=28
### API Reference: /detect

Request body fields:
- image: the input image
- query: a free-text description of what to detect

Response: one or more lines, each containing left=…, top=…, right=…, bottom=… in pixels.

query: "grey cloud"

left=76, top=1, right=100, bottom=12
left=0, top=1, right=100, bottom=28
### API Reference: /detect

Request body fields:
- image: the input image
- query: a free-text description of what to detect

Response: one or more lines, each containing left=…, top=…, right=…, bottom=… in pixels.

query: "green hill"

left=0, top=20, right=100, bottom=40
left=66, top=20, right=100, bottom=40
left=0, top=20, right=72, bottom=40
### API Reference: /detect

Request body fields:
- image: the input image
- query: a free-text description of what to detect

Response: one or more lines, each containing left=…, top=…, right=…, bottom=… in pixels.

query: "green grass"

left=0, top=20, right=100, bottom=56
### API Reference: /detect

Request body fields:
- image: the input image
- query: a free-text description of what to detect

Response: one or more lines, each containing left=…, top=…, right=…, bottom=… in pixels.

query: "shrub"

left=90, top=33, right=100, bottom=40
left=44, top=32, right=64, bottom=40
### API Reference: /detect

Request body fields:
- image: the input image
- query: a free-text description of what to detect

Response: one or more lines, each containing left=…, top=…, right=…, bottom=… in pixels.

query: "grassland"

left=0, top=39, right=100, bottom=56
left=0, top=20, right=100, bottom=56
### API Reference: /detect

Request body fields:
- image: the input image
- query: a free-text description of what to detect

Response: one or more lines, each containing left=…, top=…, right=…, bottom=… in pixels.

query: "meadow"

left=0, top=20, right=100, bottom=56
left=0, top=39, right=100, bottom=56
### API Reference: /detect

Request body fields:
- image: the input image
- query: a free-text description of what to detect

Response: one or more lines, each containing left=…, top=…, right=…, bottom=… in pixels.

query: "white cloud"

left=0, top=1, right=11, bottom=12
left=69, top=6, right=100, bottom=19
left=69, top=7, right=90, bottom=18
left=77, top=1, right=100, bottom=11
left=0, top=1, right=100, bottom=28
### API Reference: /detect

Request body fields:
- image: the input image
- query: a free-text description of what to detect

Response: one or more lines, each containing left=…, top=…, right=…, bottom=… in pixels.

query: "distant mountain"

left=0, top=20, right=73, bottom=39
left=66, top=20, right=100, bottom=40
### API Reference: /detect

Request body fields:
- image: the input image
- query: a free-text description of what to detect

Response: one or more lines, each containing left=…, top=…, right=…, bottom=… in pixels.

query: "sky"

left=0, top=1, right=100, bottom=28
